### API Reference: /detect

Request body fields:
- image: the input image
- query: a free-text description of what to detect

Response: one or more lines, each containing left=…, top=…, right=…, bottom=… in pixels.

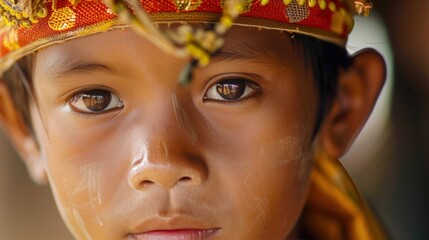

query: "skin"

left=0, top=26, right=386, bottom=240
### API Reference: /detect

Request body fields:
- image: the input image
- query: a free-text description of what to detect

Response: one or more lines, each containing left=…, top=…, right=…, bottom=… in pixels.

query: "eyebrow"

left=46, top=52, right=118, bottom=79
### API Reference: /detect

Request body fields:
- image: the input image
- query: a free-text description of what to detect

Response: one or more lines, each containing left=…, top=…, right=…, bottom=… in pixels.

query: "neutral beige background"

left=0, top=131, right=73, bottom=239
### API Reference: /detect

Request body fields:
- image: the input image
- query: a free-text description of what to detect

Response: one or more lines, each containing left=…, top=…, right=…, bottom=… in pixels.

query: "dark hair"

left=1, top=34, right=350, bottom=135
left=2, top=54, right=34, bottom=132
left=293, top=34, right=351, bottom=134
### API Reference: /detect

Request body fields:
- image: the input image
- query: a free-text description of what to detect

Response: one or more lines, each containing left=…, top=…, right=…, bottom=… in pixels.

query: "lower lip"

left=128, top=229, right=219, bottom=240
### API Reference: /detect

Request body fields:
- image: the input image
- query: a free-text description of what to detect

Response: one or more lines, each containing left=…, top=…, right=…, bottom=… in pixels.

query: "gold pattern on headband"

left=48, top=6, right=76, bottom=31
left=286, top=1, right=309, bottom=23
left=173, top=0, right=203, bottom=11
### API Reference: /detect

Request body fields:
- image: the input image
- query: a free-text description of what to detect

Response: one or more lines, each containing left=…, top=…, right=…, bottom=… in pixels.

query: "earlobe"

left=22, top=136, right=48, bottom=184
left=319, top=49, right=386, bottom=158
left=0, top=80, right=47, bottom=184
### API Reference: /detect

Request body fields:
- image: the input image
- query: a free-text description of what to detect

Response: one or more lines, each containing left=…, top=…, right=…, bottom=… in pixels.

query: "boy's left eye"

left=204, top=78, right=260, bottom=102
left=69, top=89, right=123, bottom=114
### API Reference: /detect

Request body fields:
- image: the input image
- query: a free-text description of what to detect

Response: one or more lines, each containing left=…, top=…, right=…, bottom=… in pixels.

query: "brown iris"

left=216, top=79, right=246, bottom=100
left=81, top=90, right=112, bottom=112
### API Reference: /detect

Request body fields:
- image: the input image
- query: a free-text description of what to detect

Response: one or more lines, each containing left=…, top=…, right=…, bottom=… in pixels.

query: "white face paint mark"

left=85, top=163, right=104, bottom=226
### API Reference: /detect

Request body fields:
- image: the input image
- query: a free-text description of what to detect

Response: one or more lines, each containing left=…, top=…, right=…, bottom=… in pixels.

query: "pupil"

left=82, top=90, right=111, bottom=112
left=216, top=80, right=245, bottom=100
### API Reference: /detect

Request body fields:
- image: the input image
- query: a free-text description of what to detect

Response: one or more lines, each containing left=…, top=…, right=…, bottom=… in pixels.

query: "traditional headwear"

left=0, top=0, right=372, bottom=75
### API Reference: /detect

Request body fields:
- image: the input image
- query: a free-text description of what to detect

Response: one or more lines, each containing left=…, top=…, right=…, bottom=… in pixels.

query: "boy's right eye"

left=69, top=89, right=124, bottom=114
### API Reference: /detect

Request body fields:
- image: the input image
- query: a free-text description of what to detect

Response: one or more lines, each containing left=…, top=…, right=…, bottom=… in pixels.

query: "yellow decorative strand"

left=0, top=0, right=47, bottom=28
left=103, top=0, right=181, bottom=57
left=296, top=0, right=306, bottom=6
left=328, top=2, right=336, bottom=12
left=308, top=0, right=317, bottom=7
left=318, top=0, right=326, bottom=10
left=261, top=0, right=270, bottom=5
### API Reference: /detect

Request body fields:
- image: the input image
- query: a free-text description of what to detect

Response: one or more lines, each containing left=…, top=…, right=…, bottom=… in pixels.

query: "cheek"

left=40, top=117, right=131, bottom=239
left=207, top=122, right=313, bottom=239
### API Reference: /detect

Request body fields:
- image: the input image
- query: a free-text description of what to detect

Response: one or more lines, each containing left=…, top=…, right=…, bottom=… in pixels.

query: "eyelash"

left=67, top=87, right=124, bottom=116
left=203, top=76, right=261, bottom=103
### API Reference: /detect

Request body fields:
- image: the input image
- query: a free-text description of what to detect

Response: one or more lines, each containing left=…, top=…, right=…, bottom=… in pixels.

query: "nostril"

left=138, top=180, right=154, bottom=189
left=131, top=180, right=154, bottom=190
left=179, top=176, right=192, bottom=183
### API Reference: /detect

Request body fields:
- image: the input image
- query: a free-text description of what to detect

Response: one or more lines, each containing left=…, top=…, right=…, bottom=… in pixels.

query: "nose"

left=127, top=94, right=208, bottom=190
left=128, top=149, right=207, bottom=190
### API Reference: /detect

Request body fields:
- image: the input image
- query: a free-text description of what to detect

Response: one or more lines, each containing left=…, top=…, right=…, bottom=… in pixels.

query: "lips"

left=126, top=215, right=220, bottom=240
left=127, top=228, right=219, bottom=240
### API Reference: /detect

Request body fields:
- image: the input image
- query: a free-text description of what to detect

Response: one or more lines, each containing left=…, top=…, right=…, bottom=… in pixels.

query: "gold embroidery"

left=48, top=6, right=76, bottom=31
left=173, top=0, right=203, bottom=11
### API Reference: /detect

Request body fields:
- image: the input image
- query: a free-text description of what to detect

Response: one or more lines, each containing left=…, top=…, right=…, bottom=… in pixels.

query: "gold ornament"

left=2, top=27, right=19, bottom=50
left=330, top=10, right=343, bottom=34
left=48, top=6, right=76, bottom=31
left=354, top=0, right=372, bottom=16
left=221, top=0, right=253, bottom=13
left=173, top=0, right=203, bottom=12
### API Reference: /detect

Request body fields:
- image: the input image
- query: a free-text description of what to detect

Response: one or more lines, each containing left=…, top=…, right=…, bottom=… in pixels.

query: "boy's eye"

left=69, top=89, right=123, bottom=114
left=204, top=78, right=259, bottom=102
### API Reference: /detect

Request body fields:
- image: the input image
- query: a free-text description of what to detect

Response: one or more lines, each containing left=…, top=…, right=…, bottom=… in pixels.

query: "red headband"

left=0, top=0, right=372, bottom=73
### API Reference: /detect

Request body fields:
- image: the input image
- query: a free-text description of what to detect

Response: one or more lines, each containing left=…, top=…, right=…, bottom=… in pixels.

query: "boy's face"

left=31, top=27, right=318, bottom=239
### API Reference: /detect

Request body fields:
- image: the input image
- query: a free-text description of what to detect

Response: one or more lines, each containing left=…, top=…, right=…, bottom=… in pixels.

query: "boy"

left=0, top=0, right=386, bottom=239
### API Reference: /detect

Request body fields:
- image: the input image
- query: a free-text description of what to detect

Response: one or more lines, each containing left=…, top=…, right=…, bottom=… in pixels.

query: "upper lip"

left=127, top=214, right=220, bottom=237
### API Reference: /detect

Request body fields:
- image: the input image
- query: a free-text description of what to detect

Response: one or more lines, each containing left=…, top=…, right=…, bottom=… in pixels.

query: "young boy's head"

left=0, top=0, right=385, bottom=239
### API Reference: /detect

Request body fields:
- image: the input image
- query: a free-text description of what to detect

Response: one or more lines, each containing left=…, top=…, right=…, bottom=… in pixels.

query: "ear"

left=0, top=80, right=47, bottom=184
left=318, top=49, right=386, bottom=158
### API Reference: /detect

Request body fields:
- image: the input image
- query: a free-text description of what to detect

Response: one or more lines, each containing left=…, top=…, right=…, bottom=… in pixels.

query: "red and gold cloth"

left=0, top=0, right=372, bottom=73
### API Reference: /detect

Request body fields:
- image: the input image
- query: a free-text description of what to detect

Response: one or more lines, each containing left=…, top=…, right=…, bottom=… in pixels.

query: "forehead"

left=35, top=26, right=296, bottom=77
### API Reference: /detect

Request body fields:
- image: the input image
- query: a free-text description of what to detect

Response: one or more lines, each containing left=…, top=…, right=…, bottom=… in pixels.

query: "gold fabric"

left=303, top=150, right=387, bottom=239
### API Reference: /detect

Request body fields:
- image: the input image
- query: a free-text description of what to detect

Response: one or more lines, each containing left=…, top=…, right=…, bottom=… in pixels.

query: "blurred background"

left=0, top=1, right=428, bottom=239
left=342, top=1, right=429, bottom=239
